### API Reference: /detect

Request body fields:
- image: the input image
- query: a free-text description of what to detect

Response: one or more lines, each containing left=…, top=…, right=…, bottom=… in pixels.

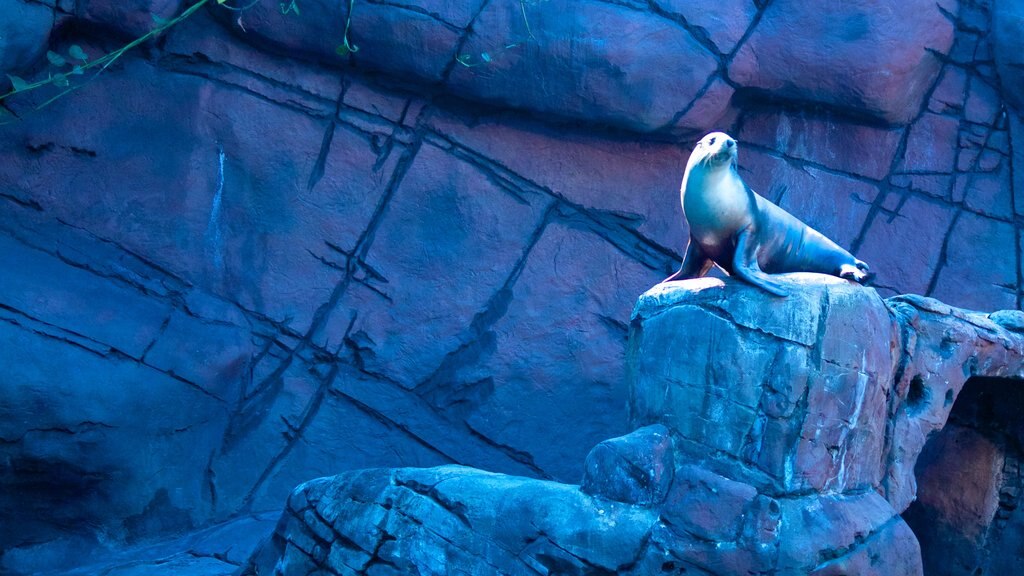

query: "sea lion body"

left=666, top=132, right=870, bottom=296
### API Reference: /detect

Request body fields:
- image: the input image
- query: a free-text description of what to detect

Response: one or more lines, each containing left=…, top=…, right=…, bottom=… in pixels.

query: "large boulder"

left=243, top=465, right=663, bottom=576
left=728, top=0, right=955, bottom=124
left=76, top=0, right=185, bottom=38
left=629, top=274, right=894, bottom=496
left=210, top=0, right=720, bottom=134
left=580, top=423, right=674, bottom=506
left=246, top=274, right=1024, bottom=575
left=630, top=276, right=1024, bottom=514
left=994, top=0, right=1024, bottom=110
left=241, top=438, right=921, bottom=576
left=885, top=296, right=1024, bottom=511
left=0, top=0, right=53, bottom=87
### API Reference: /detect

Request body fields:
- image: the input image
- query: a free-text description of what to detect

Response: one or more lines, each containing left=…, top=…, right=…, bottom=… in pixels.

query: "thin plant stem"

left=0, top=0, right=211, bottom=103
left=340, top=0, right=359, bottom=54
left=521, top=0, right=536, bottom=41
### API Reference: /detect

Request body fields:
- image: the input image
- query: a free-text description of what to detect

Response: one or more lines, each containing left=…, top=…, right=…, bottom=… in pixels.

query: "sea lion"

left=664, top=132, right=870, bottom=297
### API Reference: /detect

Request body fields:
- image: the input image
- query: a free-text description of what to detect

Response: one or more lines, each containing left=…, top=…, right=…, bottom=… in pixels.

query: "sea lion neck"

left=685, top=159, right=742, bottom=197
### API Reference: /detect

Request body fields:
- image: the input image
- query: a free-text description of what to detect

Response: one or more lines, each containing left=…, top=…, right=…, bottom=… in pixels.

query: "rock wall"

left=1, top=0, right=1024, bottom=570
left=904, top=377, right=1024, bottom=575
left=240, top=276, right=1024, bottom=576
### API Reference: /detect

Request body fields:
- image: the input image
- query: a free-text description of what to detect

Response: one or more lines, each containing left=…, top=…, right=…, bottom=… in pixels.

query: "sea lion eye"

left=709, top=137, right=717, bottom=146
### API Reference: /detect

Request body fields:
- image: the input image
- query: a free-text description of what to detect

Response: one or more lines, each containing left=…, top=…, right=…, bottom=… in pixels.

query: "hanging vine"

left=0, top=0, right=284, bottom=124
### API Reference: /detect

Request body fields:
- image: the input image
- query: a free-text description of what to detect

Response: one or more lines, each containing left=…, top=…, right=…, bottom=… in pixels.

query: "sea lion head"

left=687, top=131, right=738, bottom=172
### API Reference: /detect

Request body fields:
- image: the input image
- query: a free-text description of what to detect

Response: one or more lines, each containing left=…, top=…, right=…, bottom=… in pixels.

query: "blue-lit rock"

left=629, top=274, right=894, bottom=496
left=728, top=0, right=954, bottom=124
left=243, top=465, right=662, bottom=576
left=241, top=276, right=952, bottom=576
left=581, top=423, right=674, bottom=506
left=77, top=0, right=185, bottom=37
left=0, top=0, right=53, bottom=87
left=994, top=0, right=1024, bottom=110
left=242, top=275, right=1024, bottom=575
left=0, top=0, right=1022, bottom=573
left=241, top=433, right=922, bottom=576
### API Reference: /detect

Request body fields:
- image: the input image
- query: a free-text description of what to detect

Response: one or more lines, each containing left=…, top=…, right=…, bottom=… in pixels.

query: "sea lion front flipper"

left=664, top=239, right=713, bottom=282
left=732, top=225, right=790, bottom=297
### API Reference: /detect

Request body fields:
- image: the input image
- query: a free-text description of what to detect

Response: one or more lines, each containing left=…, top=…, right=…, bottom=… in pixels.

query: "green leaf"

left=46, top=50, right=67, bottom=67
left=480, top=52, right=492, bottom=62
left=70, top=65, right=84, bottom=76
left=68, top=44, right=88, bottom=62
left=336, top=44, right=350, bottom=56
left=52, top=74, right=70, bottom=88
left=7, top=75, right=29, bottom=92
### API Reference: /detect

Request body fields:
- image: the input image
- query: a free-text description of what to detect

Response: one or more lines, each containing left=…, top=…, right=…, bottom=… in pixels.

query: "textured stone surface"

left=729, top=0, right=954, bottom=124
left=630, top=275, right=893, bottom=495
left=445, top=0, right=719, bottom=133
left=5, top=513, right=278, bottom=576
left=631, top=279, right=1024, bottom=515
left=245, top=465, right=663, bottom=576
left=242, top=453, right=920, bottom=576
left=242, top=277, right=1024, bottom=575
left=0, top=0, right=1024, bottom=573
left=886, top=296, right=1024, bottom=512
left=903, top=377, right=1024, bottom=575
left=581, top=423, right=673, bottom=506
left=0, top=0, right=53, bottom=85
left=77, top=0, right=184, bottom=37
left=994, top=0, right=1024, bottom=109
left=652, top=0, right=757, bottom=54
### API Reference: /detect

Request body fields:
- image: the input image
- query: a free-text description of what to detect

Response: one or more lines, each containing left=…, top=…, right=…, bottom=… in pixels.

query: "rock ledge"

left=244, top=276, right=1024, bottom=575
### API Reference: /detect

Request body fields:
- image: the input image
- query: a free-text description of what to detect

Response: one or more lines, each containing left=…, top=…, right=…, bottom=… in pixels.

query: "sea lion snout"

left=693, top=132, right=739, bottom=168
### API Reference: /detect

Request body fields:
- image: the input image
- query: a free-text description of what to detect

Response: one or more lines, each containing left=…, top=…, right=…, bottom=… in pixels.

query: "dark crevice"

left=307, top=85, right=346, bottom=191
left=326, top=386, right=459, bottom=464
left=465, top=422, right=552, bottom=479
left=850, top=53, right=955, bottom=254
left=415, top=204, right=554, bottom=414
left=438, top=0, right=493, bottom=83
left=363, top=0, right=466, bottom=31
left=643, top=0, right=724, bottom=60
left=238, top=360, right=342, bottom=512
left=731, top=87, right=898, bottom=131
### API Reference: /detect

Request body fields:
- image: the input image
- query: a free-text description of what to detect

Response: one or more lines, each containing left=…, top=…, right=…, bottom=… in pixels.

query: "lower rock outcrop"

left=242, top=435, right=920, bottom=575
left=244, top=275, right=1024, bottom=575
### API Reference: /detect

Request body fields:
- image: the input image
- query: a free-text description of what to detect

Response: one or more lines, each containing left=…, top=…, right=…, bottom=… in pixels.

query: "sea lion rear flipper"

left=664, top=239, right=713, bottom=283
left=733, top=225, right=790, bottom=297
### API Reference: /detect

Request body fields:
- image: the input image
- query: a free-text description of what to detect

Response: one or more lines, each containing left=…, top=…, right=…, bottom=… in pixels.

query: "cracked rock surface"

left=1, top=0, right=1024, bottom=573
left=242, top=276, right=1024, bottom=575
left=241, top=453, right=920, bottom=576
